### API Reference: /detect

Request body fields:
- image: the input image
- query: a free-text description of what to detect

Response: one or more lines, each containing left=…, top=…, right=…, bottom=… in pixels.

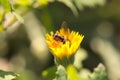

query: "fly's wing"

left=61, top=21, right=70, bottom=38
left=61, top=21, right=68, bottom=30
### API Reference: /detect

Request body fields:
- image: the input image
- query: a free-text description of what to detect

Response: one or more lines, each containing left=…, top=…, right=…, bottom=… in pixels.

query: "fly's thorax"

left=53, top=33, right=69, bottom=44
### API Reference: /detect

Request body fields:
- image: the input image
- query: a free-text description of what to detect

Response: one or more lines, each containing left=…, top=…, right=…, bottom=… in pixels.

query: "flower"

left=46, top=25, right=84, bottom=59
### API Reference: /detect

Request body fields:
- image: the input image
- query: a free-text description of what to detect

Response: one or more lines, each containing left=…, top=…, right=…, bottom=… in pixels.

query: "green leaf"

left=74, top=0, right=106, bottom=10
left=67, top=65, right=83, bottom=80
left=42, top=66, right=57, bottom=80
left=15, top=0, right=30, bottom=6
left=79, top=69, right=91, bottom=80
left=0, top=70, right=20, bottom=80
left=54, top=65, right=67, bottom=80
left=89, top=63, right=108, bottom=80
left=37, top=0, right=48, bottom=6
left=0, top=25, right=4, bottom=32
left=0, top=0, right=11, bottom=13
left=58, top=0, right=78, bottom=16
left=12, top=12, right=24, bottom=23
left=0, top=12, right=3, bottom=22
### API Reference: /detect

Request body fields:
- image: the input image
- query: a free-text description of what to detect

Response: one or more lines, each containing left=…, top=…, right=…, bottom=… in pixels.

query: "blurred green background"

left=0, top=0, right=120, bottom=80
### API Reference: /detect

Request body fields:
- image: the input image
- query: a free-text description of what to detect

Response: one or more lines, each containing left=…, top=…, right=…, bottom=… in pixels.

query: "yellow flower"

left=46, top=26, right=84, bottom=59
